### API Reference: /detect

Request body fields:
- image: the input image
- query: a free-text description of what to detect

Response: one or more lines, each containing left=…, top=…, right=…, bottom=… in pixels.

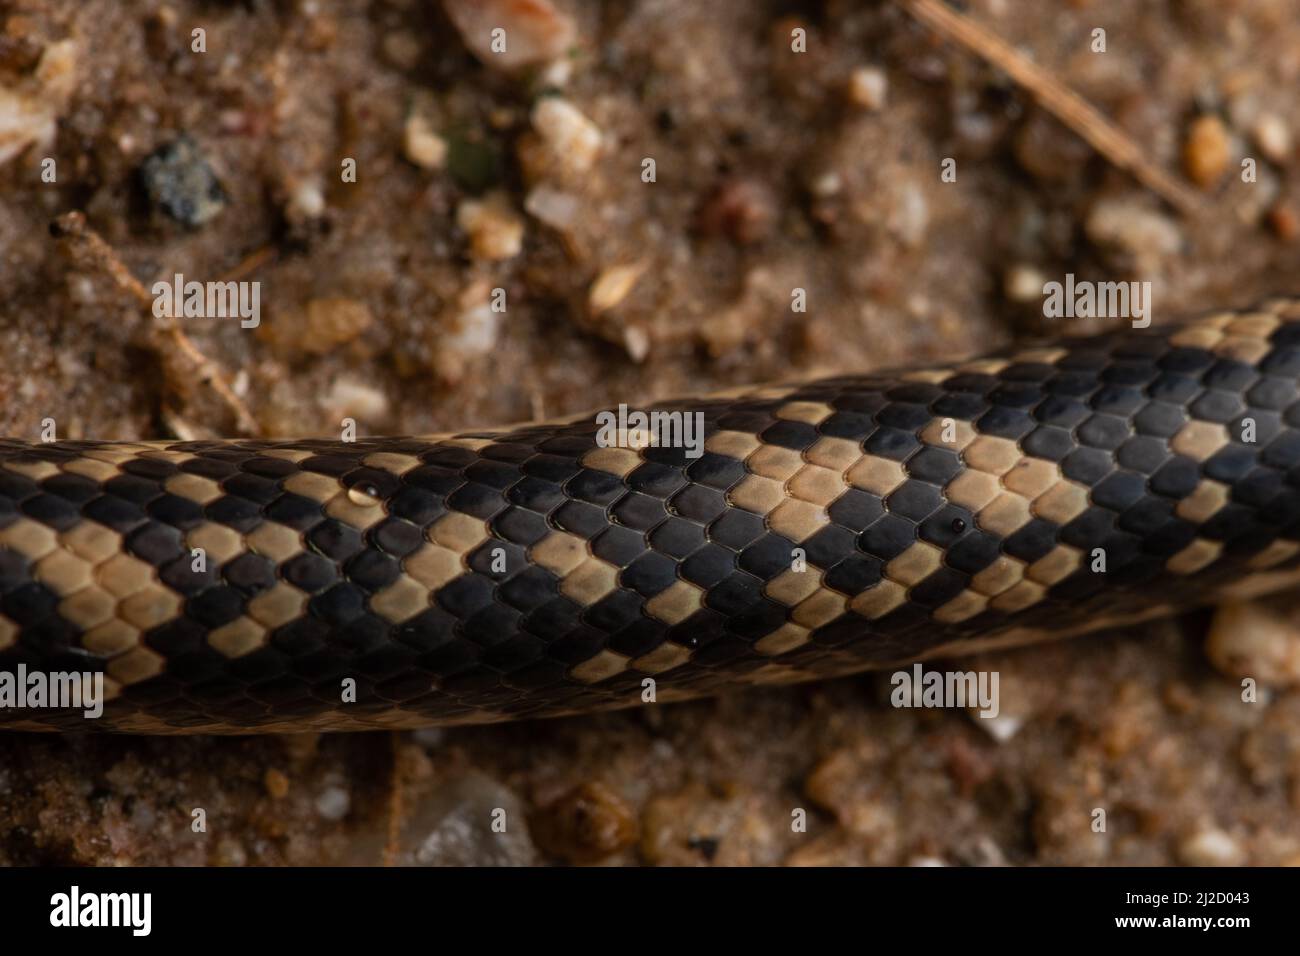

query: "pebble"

left=1084, top=196, right=1183, bottom=269
left=1206, top=600, right=1300, bottom=686
left=696, top=178, right=777, bottom=245
left=443, top=281, right=502, bottom=358
left=0, top=38, right=77, bottom=166
left=588, top=261, right=647, bottom=315
left=139, top=136, right=228, bottom=227
left=322, top=377, right=389, bottom=422
left=315, top=785, right=351, bottom=821
left=1183, top=114, right=1231, bottom=189
left=287, top=178, right=326, bottom=221
left=457, top=192, right=525, bottom=260
left=1177, top=827, right=1244, bottom=866
left=403, top=114, right=447, bottom=170
left=263, top=768, right=290, bottom=799
left=531, top=96, right=603, bottom=175
left=847, top=66, right=888, bottom=111
left=442, top=0, right=576, bottom=72
left=1004, top=263, right=1047, bottom=303
left=524, top=184, right=580, bottom=230
left=297, top=297, right=374, bottom=354
left=530, top=781, right=638, bottom=863
left=1253, top=113, right=1292, bottom=165
left=402, top=771, right=537, bottom=866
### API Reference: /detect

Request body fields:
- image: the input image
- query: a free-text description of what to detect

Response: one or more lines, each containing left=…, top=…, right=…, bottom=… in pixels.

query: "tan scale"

left=970, top=556, right=1027, bottom=596
left=63, top=457, right=121, bottom=482
left=963, top=435, right=1022, bottom=476
left=570, top=648, right=629, bottom=683
left=3, top=458, right=60, bottom=481
left=82, top=618, right=140, bottom=655
left=805, top=436, right=863, bottom=473
left=60, top=520, right=122, bottom=565
left=885, top=541, right=944, bottom=586
left=728, top=474, right=786, bottom=514
left=975, top=492, right=1033, bottom=537
left=1031, top=479, right=1090, bottom=525
left=767, top=498, right=829, bottom=542
left=643, top=579, right=703, bottom=624
left=58, top=585, right=117, bottom=629
left=33, top=548, right=94, bottom=595
left=428, top=512, right=490, bottom=553
left=404, top=543, right=465, bottom=590
left=188, top=522, right=245, bottom=564
left=95, top=552, right=155, bottom=599
left=207, top=616, right=268, bottom=658
left=704, top=429, right=762, bottom=461
left=246, top=582, right=307, bottom=629
left=118, top=585, right=182, bottom=630
left=787, top=464, right=847, bottom=507
left=1170, top=420, right=1230, bottom=462
left=920, top=417, right=976, bottom=451
left=774, top=400, right=833, bottom=425
left=764, top=567, right=823, bottom=606
left=747, top=444, right=806, bottom=482
left=989, top=579, right=1046, bottom=613
left=1175, top=480, right=1229, bottom=523
left=105, top=646, right=165, bottom=685
left=790, top=587, right=848, bottom=628
left=246, top=521, right=305, bottom=563
left=581, top=446, right=643, bottom=478
left=630, top=641, right=693, bottom=674
left=1166, top=538, right=1223, bottom=575
left=0, top=517, right=59, bottom=561
left=530, top=531, right=589, bottom=577
left=1026, top=545, right=1083, bottom=586
left=846, top=455, right=906, bottom=495
left=165, top=472, right=224, bottom=505
left=754, top=622, right=812, bottom=656
left=933, top=589, right=989, bottom=624
left=848, top=578, right=907, bottom=619
left=558, top=556, right=619, bottom=605
left=370, top=574, right=430, bottom=623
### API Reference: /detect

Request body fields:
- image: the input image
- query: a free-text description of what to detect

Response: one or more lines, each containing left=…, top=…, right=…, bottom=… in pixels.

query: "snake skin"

left=4, top=298, right=1300, bottom=732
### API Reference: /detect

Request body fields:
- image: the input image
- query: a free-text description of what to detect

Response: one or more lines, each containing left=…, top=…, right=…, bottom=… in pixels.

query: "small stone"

left=696, top=179, right=777, bottom=245
left=442, top=0, right=576, bottom=72
left=1253, top=113, right=1292, bottom=166
left=400, top=771, right=537, bottom=866
left=1085, top=196, right=1183, bottom=269
left=382, top=32, right=422, bottom=70
left=1206, top=600, right=1300, bottom=686
left=531, top=96, right=602, bottom=174
left=1177, top=827, right=1244, bottom=866
left=263, top=768, right=290, bottom=799
left=1183, top=114, right=1231, bottom=189
left=1004, top=264, right=1046, bottom=303
left=847, top=66, right=888, bottom=111
left=0, top=38, right=78, bottom=166
left=971, top=709, right=1023, bottom=743
left=524, top=184, right=580, bottom=230
left=457, top=191, right=525, bottom=260
left=403, top=114, right=447, bottom=170
left=1268, top=201, right=1298, bottom=241
left=298, top=297, right=374, bottom=353
left=322, top=377, right=389, bottom=422
left=588, top=261, right=647, bottom=315
left=444, top=286, right=501, bottom=357
left=287, top=178, right=326, bottom=221
left=139, top=136, right=227, bottom=227
left=531, top=781, right=638, bottom=863
left=315, top=785, right=351, bottom=821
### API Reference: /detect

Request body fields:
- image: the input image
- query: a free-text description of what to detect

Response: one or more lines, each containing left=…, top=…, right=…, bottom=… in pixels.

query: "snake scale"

left=4, top=298, right=1300, bottom=732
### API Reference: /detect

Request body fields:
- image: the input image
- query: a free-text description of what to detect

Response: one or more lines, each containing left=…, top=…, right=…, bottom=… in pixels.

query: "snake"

left=3, top=297, right=1300, bottom=733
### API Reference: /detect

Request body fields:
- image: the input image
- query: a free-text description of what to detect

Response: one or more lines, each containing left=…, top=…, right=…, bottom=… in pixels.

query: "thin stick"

left=50, top=211, right=261, bottom=436
left=900, top=0, right=1203, bottom=216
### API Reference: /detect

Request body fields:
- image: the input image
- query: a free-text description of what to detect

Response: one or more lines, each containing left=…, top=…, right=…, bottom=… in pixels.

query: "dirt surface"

left=2, top=0, right=1299, bottom=865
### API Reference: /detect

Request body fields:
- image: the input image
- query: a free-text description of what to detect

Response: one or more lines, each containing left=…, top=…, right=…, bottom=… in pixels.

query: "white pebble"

left=315, top=785, right=351, bottom=821
left=1178, top=827, right=1244, bottom=866
left=403, top=114, right=448, bottom=170
left=531, top=97, right=603, bottom=174
left=848, top=67, right=888, bottom=111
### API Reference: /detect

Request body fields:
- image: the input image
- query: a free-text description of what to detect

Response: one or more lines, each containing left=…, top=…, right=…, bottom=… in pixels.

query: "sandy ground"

left=1, top=0, right=1299, bottom=864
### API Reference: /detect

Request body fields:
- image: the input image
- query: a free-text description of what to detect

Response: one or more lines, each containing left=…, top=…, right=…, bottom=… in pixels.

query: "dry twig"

left=50, top=211, right=260, bottom=436
left=900, top=0, right=1203, bottom=216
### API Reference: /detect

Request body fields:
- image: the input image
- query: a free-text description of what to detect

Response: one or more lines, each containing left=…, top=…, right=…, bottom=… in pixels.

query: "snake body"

left=4, top=298, right=1300, bottom=732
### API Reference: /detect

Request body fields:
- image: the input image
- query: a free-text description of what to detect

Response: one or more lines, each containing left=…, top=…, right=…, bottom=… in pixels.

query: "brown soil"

left=1, top=0, right=1299, bottom=865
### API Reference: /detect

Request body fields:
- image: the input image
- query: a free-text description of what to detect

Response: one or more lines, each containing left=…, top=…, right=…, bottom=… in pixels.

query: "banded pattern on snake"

left=3, top=298, right=1300, bottom=732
